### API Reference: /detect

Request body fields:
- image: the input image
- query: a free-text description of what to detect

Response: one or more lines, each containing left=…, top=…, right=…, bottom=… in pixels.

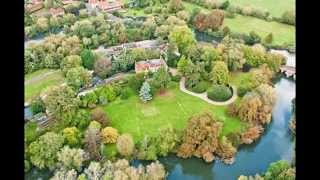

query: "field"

left=183, top=2, right=295, bottom=46
left=103, top=82, right=246, bottom=143
left=218, top=0, right=295, bottom=18
left=25, top=69, right=64, bottom=102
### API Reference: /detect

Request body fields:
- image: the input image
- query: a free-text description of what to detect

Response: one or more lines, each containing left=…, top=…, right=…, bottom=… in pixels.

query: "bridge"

left=279, top=65, right=295, bottom=80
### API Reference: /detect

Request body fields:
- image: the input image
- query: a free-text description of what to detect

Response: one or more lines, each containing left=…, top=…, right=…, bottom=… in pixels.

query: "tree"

left=168, top=25, right=196, bottom=56
left=80, top=49, right=95, bottom=70
left=142, top=16, right=157, bottom=39
left=264, top=160, right=295, bottom=180
left=204, top=10, right=225, bottom=31
left=193, top=11, right=207, bottom=31
left=66, top=67, right=92, bottom=91
left=116, top=134, right=135, bottom=157
left=156, top=127, right=180, bottom=156
left=71, top=20, right=95, bottom=38
left=84, top=162, right=104, bottom=180
left=25, top=121, right=41, bottom=145
left=50, top=169, right=78, bottom=180
left=43, top=85, right=80, bottom=123
left=152, top=66, right=171, bottom=93
left=168, top=0, right=183, bottom=13
left=240, top=125, right=264, bottom=144
left=216, top=136, right=236, bottom=164
left=177, top=56, right=191, bottom=76
left=61, top=55, right=82, bottom=75
left=62, top=127, right=81, bottom=147
left=84, top=127, right=101, bottom=160
left=145, top=161, right=166, bottom=179
left=177, top=10, right=190, bottom=22
left=139, top=81, right=153, bottom=103
left=57, top=146, right=88, bottom=171
left=177, top=113, right=222, bottom=162
left=94, top=57, right=112, bottom=79
left=36, top=17, right=49, bottom=33
left=101, top=127, right=119, bottom=144
left=91, top=107, right=109, bottom=127
left=211, top=61, right=230, bottom=85
left=30, top=97, right=45, bottom=114
left=28, top=132, right=64, bottom=169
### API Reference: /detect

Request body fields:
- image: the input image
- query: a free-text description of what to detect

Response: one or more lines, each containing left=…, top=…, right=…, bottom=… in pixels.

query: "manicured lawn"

left=25, top=69, right=64, bottom=102
left=103, top=82, right=246, bottom=143
left=218, top=0, right=295, bottom=18
left=182, top=2, right=295, bottom=46
left=230, top=71, right=251, bottom=87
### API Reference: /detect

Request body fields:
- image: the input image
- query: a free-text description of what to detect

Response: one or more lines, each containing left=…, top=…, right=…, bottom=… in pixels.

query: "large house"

left=88, top=0, right=124, bottom=12
left=135, top=59, right=168, bottom=74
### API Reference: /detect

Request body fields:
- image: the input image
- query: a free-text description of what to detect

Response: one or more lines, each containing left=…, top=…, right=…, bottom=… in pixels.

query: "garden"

left=24, top=0, right=296, bottom=179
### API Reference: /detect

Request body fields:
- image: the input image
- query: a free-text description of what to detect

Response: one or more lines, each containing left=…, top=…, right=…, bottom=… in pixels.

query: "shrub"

left=116, top=134, right=135, bottom=157
left=144, top=7, right=153, bottom=14
left=171, top=74, right=181, bottom=82
left=207, top=85, right=232, bottom=101
left=79, top=92, right=98, bottom=108
left=227, top=103, right=238, bottom=117
left=96, top=85, right=117, bottom=102
left=281, top=10, right=295, bottom=25
left=156, top=127, right=180, bottom=156
left=211, top=61, right=230, bottom=85
left=101, top=144, right=118, bottom=160
left=244, top=31, right=261, bottom=45
left=94, top=57, right=112, bottom=79
left=25, top=122, right=41, bottom=145
left=62, top=127, right=82, bottom=147
left=72, top=109, right=91, bottom=130
left=191, top=81, right=210, bottom=93
left=222, top=26, right=231, bottom=36
left=30, top=97, right=45, bottom=114
left=66, top=67, right=92, bottom=91
left=88, top=121, right=102, bottom=130
left=91, top=107, right=109, bottom=127
left=220, top=0, right=230, bottom=10
left=264, top=33, right=273, bottom=44
left=120, top=88, right=131, bottom=100
left=101, top=127, right=119, bottom=144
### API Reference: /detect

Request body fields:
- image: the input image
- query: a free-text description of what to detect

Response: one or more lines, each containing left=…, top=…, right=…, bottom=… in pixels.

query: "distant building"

left=135, top=59, right=167, bottom=74
left=49, top=8, right=65, bottom=17
left=25, top=0, right=44, bottom=13
left=88, top=0, right=124, bottom=13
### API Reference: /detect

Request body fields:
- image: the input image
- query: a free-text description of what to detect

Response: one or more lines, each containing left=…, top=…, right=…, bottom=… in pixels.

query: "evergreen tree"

left=139, top=81, right=152, bottom=103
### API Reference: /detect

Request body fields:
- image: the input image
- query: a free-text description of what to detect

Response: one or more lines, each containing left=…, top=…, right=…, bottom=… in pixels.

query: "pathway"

left=179, top=77, right=238, bottom=106
left=25, top=70, right=59, bottom=85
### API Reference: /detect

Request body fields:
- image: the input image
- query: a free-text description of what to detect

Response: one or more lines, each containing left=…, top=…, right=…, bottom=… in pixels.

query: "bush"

left=30, top=97, right=45, bottom=114
left=128, top=73, right=145, bottom=93
left=191, top=81, right=210, bottom=93
left=80, top=49, right=95, bottom=70
left=91, top=107, right=109, bottom=127
left=101, top=127, right=119, bottom=144
left=25, top=122, right=41, bottom=144
left=79, top=92, right=98, bottom=108
left=171, top=74, right=181, bottom=82
left=101, top=144, right=118, bottom=160
left=144, top=7, right=153, bottom=14
left=281, top=10, right=295, bottom=25
left=207, top=85, right=232, bottom=101
left=88, top=121, right=101, bottom=130
left=120, top=88, right=131, bottom=100
left=220, top=0, right=230, bottom=10
left=263, top=33, right=273, bottom=44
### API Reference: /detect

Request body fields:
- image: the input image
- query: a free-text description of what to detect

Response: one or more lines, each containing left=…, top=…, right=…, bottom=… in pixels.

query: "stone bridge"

left=280, top=65, right=295, bottom=80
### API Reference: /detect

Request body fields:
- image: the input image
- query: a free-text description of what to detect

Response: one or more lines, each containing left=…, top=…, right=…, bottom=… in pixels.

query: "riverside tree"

left=139, top=81, right=152, bottom=103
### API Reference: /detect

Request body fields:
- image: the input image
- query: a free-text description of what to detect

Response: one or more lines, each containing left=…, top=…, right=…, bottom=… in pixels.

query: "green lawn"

left=25, top=69, right=64, bottom=103
left=224, top=14, right=295, bottom=45
left=218, top=0, right=295, bottom=18
left=103, top=82, right=246, bottom=143
left=182, top=2, right=295, bottom=46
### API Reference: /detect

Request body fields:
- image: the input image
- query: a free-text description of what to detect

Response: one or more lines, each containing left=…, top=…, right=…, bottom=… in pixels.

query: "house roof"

left=135, top=59, right=167, bottom=72
left=49, top=8, right=65, bottom=16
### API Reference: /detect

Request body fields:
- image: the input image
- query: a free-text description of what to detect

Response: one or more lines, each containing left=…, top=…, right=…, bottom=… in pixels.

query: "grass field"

left=25, top=69, right=64, bottom=102
left=183, top=2, right=295, bottom=46
left=103, top=82, right=246, bottom=143
left=218, top=0, right=295, bottom=18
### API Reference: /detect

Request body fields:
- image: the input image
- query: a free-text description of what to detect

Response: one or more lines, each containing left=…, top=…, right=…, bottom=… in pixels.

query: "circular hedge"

left=207, top=85, right=233, bottom=101
left=191, top=81, right=210, bottom=93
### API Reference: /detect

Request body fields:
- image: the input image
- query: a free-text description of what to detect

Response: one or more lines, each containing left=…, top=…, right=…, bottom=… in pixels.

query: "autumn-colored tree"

left=62, top=127, right=81, bottom=147
left=84, top=127, right=101, bottom=160
left=177, top=113, right=222, bottom=162
left=238, top=93, right=265, bottom=124
left=227, top=103, right=239, bottom=117
left=204, top=10, right=225, bottom=31
left=240, top=125, right=264, bottom=144
left=116, top=134, right=135, bottom=157
left=91, top=107, right=109, bottom=127
left=193, top=12, right=207, bottom=31
left=100, top=127, right=119, bottom=144
left=216, top=136, right=237, bottom=164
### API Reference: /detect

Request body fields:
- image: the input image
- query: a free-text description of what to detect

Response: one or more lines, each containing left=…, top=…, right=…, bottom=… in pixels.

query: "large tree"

left=80, top=49, right=96, bottom=70
left=28, top=132, right=64, bottom=169
left=57, top=146, right=88, bottom=171
left=84, top=127, right=101, bottom=160
left=168, top=25, right=196, bottom=56
left=116, top=134, right=135, bottom=157
left=152, top=66, right=171, bottom=93
left=211, top=61, right=230, bottom=86
left=43, top=85, right=80, bottom=123
left=139, top=81, right=153, bottom=103
left=66, top=67, right=92, bottom=91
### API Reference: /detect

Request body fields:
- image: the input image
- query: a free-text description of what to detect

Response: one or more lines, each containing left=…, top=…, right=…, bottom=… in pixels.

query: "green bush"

left=128, top=73, right=145, bottom=93
left=80, top=49, right=95, bottom=70
left=80, top=92, right=98, bottom=108
left=191, top=81, right=210, bottom=93
left=171, top=74, right=181, bottom=82
left=144, top=7, right=153, bottom=14
left=30, top=97, right=45, bottom=114
left=207, top=85, right=232, bottom=101
left=120, top=88, right=131, bottom=100
left=25, top=122, right=41, bottom=145
left=101, top=143, right=118, bottom=160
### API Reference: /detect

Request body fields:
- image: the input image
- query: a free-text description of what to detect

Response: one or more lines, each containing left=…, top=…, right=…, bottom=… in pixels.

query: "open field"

left=25, top=69, right=64, bottom=102
left=218, top=0, right=295, bottom=18
left=103, top=82, right=246, bottom=143
left=183, top=2, right=295, bottom=46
